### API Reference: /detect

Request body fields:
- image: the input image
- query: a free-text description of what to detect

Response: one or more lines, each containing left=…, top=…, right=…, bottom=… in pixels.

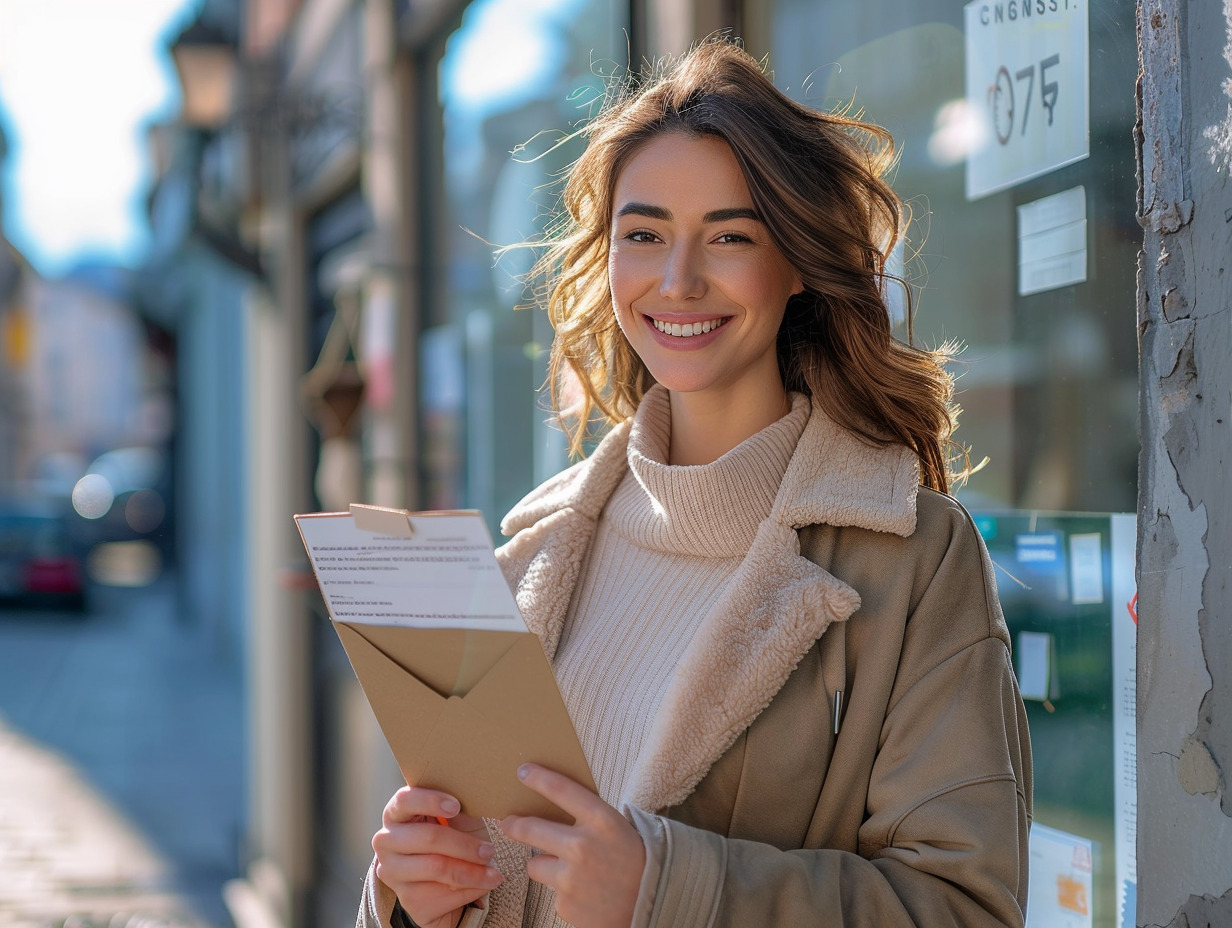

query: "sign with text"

left=965, top=0, right=1090, bottom=198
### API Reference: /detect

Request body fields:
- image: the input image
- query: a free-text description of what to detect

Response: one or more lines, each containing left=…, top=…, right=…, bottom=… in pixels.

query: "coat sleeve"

left=356, top=860, right=490, bottom=928
left=627, top=504, right=1033, bottom=928
left=357, top=859, right=405, bottom=928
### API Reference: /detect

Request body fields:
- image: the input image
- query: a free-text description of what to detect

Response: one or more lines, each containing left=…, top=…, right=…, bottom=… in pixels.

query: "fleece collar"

left=496, top=391, right=919, bottom=812
left=501, top=388, right=919, bottom=539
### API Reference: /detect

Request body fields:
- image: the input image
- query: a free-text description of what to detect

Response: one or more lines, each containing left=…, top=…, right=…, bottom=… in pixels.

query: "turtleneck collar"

left=603, top=385, right=810, bottom=557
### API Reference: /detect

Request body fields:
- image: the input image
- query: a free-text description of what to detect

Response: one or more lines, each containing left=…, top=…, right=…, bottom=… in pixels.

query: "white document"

left=295, top=508, right=527, bottom=632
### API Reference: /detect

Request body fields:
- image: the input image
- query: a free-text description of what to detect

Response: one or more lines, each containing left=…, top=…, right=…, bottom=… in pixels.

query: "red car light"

left=24, top=557, right=84, bottom=594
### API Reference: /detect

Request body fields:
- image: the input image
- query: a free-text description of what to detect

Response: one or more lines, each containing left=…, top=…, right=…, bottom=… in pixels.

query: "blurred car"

left=71, top=446, right=173, bottom=587
left=0, top=492, right=88, bottom=611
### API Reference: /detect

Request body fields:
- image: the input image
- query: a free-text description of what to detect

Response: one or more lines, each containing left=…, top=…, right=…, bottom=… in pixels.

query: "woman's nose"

left=658, top=242, right=706, bottom=301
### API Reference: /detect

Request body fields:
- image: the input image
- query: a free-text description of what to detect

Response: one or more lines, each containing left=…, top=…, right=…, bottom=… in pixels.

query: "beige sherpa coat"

left=359, top=396, right=1033, bottom=928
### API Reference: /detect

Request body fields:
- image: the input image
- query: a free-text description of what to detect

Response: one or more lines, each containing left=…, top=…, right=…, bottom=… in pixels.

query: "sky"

left=0, top=0, right=198, bottom=276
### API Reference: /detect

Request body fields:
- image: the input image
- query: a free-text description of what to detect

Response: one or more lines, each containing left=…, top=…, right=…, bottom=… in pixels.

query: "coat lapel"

left=623, top=518, right=860, bottom=812
left=496, top=507, right=597, bottom=659
left=496, top=419, right=631, bottom=659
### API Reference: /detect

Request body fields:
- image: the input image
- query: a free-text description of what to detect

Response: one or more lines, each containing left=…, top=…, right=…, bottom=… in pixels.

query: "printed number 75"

left=990, top=53, right=1061, bottom=146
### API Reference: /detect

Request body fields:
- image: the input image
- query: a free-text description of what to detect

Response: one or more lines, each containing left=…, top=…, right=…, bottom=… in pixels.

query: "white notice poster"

left=1018, top=186, right=1089, bottom=296
left=965, top=0, right=1090, bottom=198
left=1110, top=513, right=1137, bottom=928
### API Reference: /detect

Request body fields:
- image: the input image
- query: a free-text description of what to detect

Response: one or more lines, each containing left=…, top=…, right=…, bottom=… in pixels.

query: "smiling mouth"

left=651, top=317, right=729, bottom=337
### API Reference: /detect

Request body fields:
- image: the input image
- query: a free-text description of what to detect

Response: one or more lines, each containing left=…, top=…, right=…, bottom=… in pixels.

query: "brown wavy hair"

left=534, top=37, right=961, bottom=492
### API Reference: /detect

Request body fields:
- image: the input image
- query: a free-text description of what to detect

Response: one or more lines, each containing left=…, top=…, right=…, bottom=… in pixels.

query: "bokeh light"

left=71, top=473, right=116, bottom=519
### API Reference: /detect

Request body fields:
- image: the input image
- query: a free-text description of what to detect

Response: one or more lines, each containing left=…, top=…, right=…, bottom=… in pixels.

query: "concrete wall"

left=1136, top=0, right=1232, bottom=924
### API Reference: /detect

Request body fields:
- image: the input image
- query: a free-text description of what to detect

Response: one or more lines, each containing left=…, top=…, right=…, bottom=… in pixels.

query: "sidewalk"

left=0, top=572, right=244, bottom=928
left=0, top=715, right=213, bottom=928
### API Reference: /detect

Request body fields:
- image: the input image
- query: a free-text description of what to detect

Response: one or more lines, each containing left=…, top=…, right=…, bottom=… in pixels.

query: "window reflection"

left=748, top=4, right=1140, bottom=926
left=431, top=0, right=624, bottom=529
left=751, top=1, right=1139, bottom=514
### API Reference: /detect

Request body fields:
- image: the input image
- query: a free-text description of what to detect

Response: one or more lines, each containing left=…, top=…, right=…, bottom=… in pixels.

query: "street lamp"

left=169, top=17, right=237, bottom=130
left=172, top=10, right=363, bottom=139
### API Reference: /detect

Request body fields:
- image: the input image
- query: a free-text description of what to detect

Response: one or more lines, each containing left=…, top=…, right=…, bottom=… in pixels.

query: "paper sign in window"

left=1027, top=822, right=1094, bottom=928
left=1069, top=531, right=1105, bottom=604
left=1016, top=630, right=1053, bottom=702
left=1018, top=186, right=1088, bottom=296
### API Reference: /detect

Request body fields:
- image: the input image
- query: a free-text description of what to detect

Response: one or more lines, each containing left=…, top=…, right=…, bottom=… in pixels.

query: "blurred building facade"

left=155, top=0, right=1232, bottom=925
left=0, top=120, right=18, bottom=484
left=0, top=220, right=34, bottom=487
left=1, top=264, right=166, bottom=490
left=3, top=117, right=178, bottom=599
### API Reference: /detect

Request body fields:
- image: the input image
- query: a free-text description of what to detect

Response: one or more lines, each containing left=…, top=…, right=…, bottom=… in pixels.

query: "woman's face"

left=608, top=132, right=802, bottom=409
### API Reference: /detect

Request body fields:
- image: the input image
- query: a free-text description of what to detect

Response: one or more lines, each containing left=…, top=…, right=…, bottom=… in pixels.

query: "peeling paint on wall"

left=1167, top=886, right=1232, bottom=928
left=1137, top=0, right=1232, bottom=922
left=1178, top=734, right=1223, bottom=798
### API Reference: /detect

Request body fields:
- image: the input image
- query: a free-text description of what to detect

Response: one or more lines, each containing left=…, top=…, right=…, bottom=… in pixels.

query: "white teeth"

left=653, top=318, right=725, bottom=337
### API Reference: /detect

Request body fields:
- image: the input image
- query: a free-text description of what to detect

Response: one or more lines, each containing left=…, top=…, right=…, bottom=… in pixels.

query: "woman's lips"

left=640, top=313, right=732, bottom=350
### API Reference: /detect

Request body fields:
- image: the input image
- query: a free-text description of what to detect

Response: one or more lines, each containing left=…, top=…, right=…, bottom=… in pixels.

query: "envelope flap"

left=332, top=624, right=595, bottom=821
left=332, top=621, right=446, bottom=787
left=348, top=624, right=523, bottom=695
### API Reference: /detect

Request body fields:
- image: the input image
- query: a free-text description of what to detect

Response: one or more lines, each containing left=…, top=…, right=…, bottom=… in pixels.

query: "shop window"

left=746, top=2, right=1140, bottom=925
left=426, top=0, right=628, bottom=531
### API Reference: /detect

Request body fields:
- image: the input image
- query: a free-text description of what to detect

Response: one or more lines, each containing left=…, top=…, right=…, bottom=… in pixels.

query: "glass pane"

left=430, top=0, right=627, bottom=530
left=750, top=0, right=1139, bottom=514
left=749, top=4, right=1141, bottom=927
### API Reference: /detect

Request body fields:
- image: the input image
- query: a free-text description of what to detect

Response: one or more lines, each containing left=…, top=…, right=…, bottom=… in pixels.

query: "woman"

left=360, top=37, right=1032, bottom=928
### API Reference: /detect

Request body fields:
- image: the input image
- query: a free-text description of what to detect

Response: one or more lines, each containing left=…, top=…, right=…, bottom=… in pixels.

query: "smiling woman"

left=360, top=37, right=1032, bottom=928
left=607, top=133, right=803, bottom=464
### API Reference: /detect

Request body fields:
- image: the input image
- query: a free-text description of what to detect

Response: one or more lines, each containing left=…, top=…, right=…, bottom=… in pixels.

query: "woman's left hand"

left=500, top=763, right=646, bottom=928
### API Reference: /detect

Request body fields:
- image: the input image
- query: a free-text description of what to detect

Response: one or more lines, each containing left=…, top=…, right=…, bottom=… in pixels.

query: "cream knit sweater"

left=518, top=388, right=809, bottom=928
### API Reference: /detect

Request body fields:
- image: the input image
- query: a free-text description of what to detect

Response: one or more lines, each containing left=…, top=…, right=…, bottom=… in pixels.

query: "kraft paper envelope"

left=295, top=506, right=595, bottom=823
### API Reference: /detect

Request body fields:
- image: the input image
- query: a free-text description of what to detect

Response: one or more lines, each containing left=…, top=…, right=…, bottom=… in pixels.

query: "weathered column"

left=1136, top=0, right=1232, bottom=924
left=237, top=56, right=316, bottom=928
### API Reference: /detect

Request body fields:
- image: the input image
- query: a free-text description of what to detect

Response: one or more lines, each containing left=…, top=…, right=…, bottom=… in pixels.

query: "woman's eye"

left=625, top=230, right=659, bottom=243
left=715, top=232, right=753, bottom=244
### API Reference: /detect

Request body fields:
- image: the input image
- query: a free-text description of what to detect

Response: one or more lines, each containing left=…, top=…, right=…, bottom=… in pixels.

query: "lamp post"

left=170, top=18, right=237, bottom=130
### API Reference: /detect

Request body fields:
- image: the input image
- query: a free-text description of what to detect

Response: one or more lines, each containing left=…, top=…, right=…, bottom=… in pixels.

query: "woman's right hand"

left=372, top=786, right=505, bottom=928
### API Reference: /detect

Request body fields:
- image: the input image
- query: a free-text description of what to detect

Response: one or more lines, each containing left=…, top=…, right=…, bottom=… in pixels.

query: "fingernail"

left=517, top=764, right=530, bottom=780
left=441, top=798, right=460, bottom=815
left=477, top=842, right=494, bottom=861
left=485, top=867, right=504, bottom=885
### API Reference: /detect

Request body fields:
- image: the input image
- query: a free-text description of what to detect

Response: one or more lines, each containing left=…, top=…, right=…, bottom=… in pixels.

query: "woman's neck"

left=666, top=387, right=792, bottom=466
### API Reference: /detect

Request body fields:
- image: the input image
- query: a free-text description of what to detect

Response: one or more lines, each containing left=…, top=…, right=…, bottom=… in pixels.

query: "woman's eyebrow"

left=614, top=203, right=763, bottom=223
left=703, top=207, right=762, bottom=223
left=615, top=202, right=671, bottom=220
